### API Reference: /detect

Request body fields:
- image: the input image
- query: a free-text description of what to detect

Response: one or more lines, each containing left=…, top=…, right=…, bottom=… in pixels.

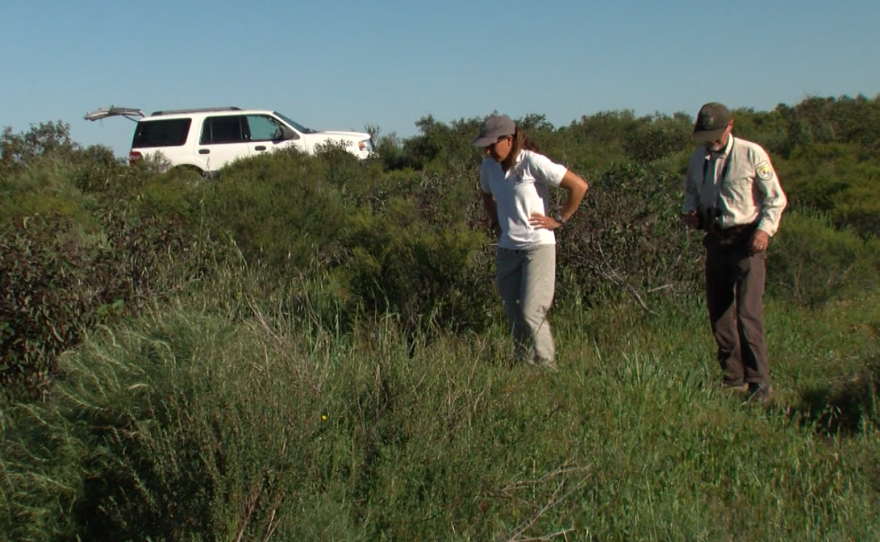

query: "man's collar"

left=720, top=135, right=735, bottom=156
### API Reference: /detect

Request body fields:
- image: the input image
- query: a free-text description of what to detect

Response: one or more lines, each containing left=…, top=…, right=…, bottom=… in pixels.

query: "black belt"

left=705, top=221, right=759, bottom=250
left=707, top=221, right=757, bottom=237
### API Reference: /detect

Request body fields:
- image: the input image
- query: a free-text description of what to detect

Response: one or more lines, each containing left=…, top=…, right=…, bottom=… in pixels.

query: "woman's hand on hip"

left=529, top=212, right=562, bottom=230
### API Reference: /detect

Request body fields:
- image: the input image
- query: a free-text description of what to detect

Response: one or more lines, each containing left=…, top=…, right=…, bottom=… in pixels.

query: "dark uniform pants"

left=703, top=223, right=769, bottom=387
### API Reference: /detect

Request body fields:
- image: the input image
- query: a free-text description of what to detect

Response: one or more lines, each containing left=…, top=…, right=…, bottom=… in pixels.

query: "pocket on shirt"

left=723, top=176, right=754, bottom=205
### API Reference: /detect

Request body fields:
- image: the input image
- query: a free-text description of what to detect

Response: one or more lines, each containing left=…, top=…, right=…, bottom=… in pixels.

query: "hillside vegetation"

left=1, top=95, right=879, bottom=541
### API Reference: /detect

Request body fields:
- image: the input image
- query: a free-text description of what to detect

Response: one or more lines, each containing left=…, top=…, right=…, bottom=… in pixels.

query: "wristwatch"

left=553, top=211, right=565, bottom=226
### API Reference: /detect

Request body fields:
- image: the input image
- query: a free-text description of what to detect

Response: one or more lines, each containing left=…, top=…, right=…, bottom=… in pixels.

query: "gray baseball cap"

left=693, top=102, right=732, bottom=141
left=472, top=115, right=516, bottom=147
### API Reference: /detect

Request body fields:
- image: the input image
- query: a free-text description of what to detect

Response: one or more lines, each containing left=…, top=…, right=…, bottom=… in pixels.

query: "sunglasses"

left=487, top=135, right=511, bottom=150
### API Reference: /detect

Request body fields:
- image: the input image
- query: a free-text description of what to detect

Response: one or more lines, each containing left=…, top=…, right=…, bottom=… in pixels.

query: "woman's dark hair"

left=501, top=126, right=541, bottom=171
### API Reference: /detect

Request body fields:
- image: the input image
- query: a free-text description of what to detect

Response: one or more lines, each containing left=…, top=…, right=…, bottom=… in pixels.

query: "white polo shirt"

left=480, top=150, right=568, bottom=250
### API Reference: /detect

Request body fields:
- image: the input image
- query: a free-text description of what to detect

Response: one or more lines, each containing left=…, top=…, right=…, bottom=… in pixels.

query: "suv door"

left=244, top=114, right=303, bottom=156
left=198, top=115, right=250, bottom=171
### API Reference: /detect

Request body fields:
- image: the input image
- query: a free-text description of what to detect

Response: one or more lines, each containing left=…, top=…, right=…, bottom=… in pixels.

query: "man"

left=684, top=102, right=787, bottom=401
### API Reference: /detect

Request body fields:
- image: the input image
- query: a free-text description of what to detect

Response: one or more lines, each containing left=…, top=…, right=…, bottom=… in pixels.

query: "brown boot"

left=747, top=382, right=772, bottom=403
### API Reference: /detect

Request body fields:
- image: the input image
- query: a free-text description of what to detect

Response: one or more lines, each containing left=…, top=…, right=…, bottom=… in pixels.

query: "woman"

left=473, top=115, right=588, bottom=369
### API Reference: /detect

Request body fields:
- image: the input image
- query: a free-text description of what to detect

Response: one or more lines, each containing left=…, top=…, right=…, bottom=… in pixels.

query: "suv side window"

left=200, top=116, right=245, bottom=144
left=132, top=119, right=192, bottom=148
left=246, top=115, right=290, bottom=142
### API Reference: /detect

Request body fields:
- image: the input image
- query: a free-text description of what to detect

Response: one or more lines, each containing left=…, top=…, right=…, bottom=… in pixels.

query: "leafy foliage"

left=776, top=142, right=880, bottom=236
left=3, top=94, right=880, bottom=540
left=343, top=201, right=494, bottom=334
left=768, top=211, right=880, bottom=306
left=0, top=121, right=77, bottom=175
left=202, top=149, right=348, bottom=272
left=557, top=162, right=703, bottom=307
left=0, top=210, right=198, bottom=399
left=4, top=95, right=880, bottom=399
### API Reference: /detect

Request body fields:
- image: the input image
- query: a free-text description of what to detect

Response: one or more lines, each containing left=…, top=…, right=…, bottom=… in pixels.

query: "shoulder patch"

left=756, top=161, right=774, bottom=180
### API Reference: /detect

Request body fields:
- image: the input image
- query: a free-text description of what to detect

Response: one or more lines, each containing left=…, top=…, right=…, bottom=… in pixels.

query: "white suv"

left=85, top=106, right=374, bottom=173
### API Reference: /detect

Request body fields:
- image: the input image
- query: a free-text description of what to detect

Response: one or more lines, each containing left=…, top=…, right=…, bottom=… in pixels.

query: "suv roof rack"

left=150, top=107, right=242, bottom=116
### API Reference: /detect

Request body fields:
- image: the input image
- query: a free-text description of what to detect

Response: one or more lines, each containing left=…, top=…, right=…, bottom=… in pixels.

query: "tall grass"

left=2, top=283, right=877, bottom=541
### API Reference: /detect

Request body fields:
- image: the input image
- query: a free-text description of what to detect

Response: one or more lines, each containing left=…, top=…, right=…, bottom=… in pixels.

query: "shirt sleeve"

left=524, top=151, right=567, bottom=186
left=683, top=153, right=701, bottom=213
left=479, top=159, right=492, bottom=194
left=751, top=147, right=787, bottom=236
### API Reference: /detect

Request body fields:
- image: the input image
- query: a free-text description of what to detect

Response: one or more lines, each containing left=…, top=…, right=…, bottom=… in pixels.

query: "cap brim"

left=693, top=128, right=726, bottom=142
left=471, top=135, right=496, bottom=147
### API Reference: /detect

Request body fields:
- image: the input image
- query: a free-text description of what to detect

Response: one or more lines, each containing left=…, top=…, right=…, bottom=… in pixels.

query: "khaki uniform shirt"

left=684, top=136, right=787, bottom=236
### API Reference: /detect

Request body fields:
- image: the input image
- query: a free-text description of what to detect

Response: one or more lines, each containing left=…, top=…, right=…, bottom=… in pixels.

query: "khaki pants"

left=496, top=245, right=556, bottom=363
left=704, top=226, right=769, bottom=387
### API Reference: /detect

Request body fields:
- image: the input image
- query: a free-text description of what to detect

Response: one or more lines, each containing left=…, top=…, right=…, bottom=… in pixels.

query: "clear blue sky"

left=2, top=0, right=878, bottom=157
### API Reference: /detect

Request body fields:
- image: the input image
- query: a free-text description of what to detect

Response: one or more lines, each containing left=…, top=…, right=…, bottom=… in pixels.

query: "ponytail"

left=501, top=127, right=541, bottom=170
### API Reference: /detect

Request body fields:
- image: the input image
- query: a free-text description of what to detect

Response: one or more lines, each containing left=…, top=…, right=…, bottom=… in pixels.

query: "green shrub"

left=342, top=200, right=495, bottom=334
left=202, top=150, right=347, bottom=273
left=0, top=207, right=213, bottom=399
left=0, top=213, right=120, bottom=398
left=0, top=311, right=300, bottom=542
left=727, top=107, right=789, bottom=156
left=0, top=156, right=97, bottom=225
left=769, top=211, right=880, bottom=306
left=556, top=110, right=635, bottom=170
left=773, top=142, right=880, bottom=236
left=557, top=162, right=704, bottom=308
left=776, top=94, right=880, bottom=157
left=400, top=115, right=482, bottom=171
left=0, top=121, right=77, bottom=176
left=621, top=113, right=692, bottom=163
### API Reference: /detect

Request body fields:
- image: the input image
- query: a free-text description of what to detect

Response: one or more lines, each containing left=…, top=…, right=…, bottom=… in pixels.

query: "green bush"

left=202, top=150, right=348, bottom=273
left=400, top=115, right=482, bottom=171
left=556, top=110, right=635, bottom=170
left=774, top=142, right=880, bottom=236
left=1, top=310, right=312, bottom=542
left=557, top=162, right=704, bottom=308
left=0, top=121, right=77, bottom=176
left=726, top=107, right=789, bottom=157
left=621, top=113, right=692, bottom=164
left=769, top=211, right=880, bottom=306
left=342, top=200, right=495, bottom=334
left=776, top=94, right=880, bottom=157
left=0, top=206, right=217, bottom=399
left=0, top=155, right=97, bottom=225
left=0, top=213, right=123, bottom=398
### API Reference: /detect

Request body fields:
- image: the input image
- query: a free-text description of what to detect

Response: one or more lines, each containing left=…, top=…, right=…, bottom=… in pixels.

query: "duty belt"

left=708, top=221, right=758, bottom=237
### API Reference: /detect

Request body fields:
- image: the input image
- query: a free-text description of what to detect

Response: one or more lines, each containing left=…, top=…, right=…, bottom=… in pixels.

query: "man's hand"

left=683, top=210, right=700, bottom=229
left=750, top=229, right=770, bottom=255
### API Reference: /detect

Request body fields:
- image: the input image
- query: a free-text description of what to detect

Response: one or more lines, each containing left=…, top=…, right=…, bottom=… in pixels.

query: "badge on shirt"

left=756, top=161, right=773, bottom=180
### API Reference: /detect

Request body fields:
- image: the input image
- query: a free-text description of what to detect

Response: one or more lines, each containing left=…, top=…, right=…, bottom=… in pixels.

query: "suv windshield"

left=275, top=112, right=317, bottom=134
